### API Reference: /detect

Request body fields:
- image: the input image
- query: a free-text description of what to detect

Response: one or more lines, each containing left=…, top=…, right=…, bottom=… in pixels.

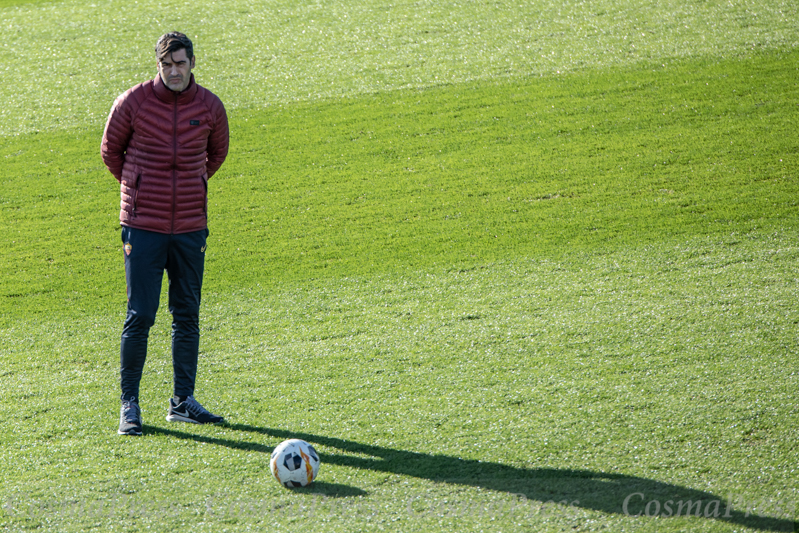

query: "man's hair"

left=155, top=32, right=194, bottom=62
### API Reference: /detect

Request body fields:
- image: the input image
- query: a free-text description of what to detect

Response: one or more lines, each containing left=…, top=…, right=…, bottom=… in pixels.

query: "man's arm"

left=206, top=97, right=229, bottom=179
left=101, top=93, right=134, bottom=182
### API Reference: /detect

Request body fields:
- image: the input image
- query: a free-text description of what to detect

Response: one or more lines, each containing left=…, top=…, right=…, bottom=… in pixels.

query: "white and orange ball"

left=270, top=439, right=321, bottom=488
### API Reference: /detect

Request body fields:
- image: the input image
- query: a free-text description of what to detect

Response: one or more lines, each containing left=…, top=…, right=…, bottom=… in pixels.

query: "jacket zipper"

left=202, top=174, right=208, bottom=215
left=171, top=92, right=178, bottom=234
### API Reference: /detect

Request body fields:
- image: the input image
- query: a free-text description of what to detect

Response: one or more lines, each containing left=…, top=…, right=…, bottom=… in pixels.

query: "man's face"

left=157, top=48, right=195, bottom=92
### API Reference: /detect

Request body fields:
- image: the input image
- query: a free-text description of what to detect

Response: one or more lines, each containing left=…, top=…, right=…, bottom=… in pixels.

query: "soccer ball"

left=270, top=439, right=321, bottom=488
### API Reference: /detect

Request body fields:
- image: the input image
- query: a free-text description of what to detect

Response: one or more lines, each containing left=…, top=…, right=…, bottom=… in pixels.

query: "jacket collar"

left=153, top=73, right=198, bottom=104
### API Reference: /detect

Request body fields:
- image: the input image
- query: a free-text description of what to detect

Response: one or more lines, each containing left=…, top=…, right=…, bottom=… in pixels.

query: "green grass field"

left=1, top=0, right=798, bottom=531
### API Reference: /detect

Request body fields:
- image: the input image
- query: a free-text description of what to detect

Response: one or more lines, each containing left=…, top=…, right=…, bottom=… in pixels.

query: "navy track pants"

left=119, top=226, right=208, bottom=402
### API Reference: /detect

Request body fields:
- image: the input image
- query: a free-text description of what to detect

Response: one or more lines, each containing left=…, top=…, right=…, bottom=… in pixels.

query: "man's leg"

left=120, top=226, right=168, bottom=402
left=165, top=229, right=207, bottom=399
left=164, top=229, right=224, bottom=424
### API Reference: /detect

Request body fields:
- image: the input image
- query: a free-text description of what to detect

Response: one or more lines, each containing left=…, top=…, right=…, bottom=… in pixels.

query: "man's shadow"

left=145, top=423, right=796, bottom=532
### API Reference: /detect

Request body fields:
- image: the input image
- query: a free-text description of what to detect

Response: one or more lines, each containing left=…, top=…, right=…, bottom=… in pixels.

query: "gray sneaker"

left=118, top=398, right=142, bottom=436
left=166, top=396, right=225, bottom=425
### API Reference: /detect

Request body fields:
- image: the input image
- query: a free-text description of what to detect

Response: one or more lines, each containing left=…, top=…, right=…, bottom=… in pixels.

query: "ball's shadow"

left=289, top=481, right=367, bottom=498
left=145, top=423, right=796, bottom=532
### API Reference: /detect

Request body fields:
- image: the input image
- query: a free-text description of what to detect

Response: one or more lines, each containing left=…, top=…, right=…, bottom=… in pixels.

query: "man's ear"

left=190, top=56, right=196, bottom=69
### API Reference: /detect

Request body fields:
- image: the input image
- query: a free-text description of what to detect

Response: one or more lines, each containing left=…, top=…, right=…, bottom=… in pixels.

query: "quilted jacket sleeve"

left=206, top=96, right=229, bottom=179
left=101, top=92, right=134, bottom=183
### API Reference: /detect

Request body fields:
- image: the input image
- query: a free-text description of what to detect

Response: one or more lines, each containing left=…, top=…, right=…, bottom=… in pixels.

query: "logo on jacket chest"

left=190, top=120, right=200, bottom=126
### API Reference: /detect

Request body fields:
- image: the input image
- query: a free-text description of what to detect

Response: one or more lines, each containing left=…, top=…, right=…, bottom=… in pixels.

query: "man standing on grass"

left=101, top=32, right=229, bottom=436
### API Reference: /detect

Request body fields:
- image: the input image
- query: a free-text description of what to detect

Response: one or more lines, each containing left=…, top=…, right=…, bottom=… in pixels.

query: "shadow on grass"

left=145, top=424, right=796, bottom=532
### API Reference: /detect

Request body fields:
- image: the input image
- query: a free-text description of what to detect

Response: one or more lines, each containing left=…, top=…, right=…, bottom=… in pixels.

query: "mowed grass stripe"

left=216, top=50, right=798, bottom=284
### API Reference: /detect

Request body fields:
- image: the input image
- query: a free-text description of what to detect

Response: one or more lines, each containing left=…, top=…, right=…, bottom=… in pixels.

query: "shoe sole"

left=166, top=413, right=225, bottom=424
left=166, top=413, right=201, bottom=424
left=118, top=429, right=143, bottom=436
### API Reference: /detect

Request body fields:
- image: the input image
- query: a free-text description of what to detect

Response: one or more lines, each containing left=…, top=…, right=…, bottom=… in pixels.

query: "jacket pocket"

left=131, top=174, right=142, bottom=217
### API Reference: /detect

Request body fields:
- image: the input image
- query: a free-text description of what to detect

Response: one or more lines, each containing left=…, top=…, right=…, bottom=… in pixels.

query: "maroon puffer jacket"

left=101, top=73, right=229, bottom=234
